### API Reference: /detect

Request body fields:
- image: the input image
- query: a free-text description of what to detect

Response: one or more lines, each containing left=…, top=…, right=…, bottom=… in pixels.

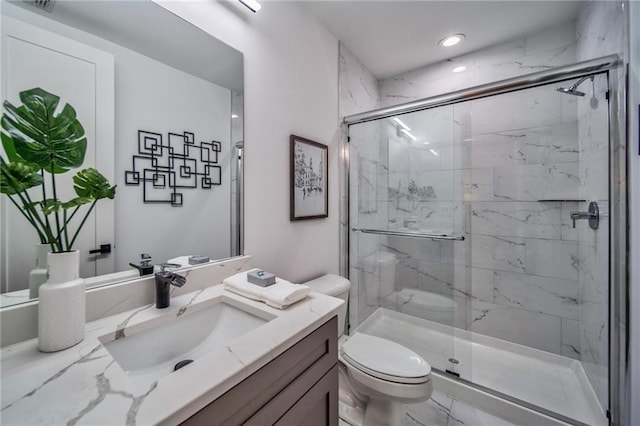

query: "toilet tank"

left=303, top=274, right=350, bottom=337
left=362, top=252, right=398, bottom=301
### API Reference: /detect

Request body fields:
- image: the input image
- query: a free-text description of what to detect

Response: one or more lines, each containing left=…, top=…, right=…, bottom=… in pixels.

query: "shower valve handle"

left=570, top=201, right=599, bottom=230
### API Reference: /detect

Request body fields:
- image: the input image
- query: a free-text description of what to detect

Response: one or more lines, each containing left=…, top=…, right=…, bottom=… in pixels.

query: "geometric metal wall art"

left=124, top=130, right=222, bottom=207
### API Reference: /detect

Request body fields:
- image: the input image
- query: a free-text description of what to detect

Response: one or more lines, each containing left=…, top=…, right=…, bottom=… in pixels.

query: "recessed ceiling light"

left=232, top=114, right=239, bottom=119
left=439, top=34, right=466, bottom=48
left=452, top=65, right=466, bottom=73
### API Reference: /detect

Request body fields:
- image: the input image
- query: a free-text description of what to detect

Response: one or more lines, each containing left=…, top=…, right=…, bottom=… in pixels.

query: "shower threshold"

left=356, top=308, right=607, bottom=426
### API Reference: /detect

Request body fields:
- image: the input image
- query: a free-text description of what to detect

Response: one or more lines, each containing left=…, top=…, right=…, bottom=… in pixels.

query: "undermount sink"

left=100, top=296, right=273, bottom=386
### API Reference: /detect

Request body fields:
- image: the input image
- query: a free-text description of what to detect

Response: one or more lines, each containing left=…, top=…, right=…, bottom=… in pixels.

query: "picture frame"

left=290, top=134, right=328, bottom=220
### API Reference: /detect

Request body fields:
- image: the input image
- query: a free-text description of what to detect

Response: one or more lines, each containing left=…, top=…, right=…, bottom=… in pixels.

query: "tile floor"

left=404, top=390, right=518, bottom=426
left=338, top=390, right=518, bottom=426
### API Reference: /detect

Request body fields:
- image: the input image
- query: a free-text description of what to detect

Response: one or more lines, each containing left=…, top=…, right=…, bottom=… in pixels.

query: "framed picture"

left=290, top=134, right=328, bottom=220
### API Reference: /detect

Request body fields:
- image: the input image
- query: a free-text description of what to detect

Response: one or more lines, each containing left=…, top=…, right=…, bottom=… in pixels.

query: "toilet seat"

left=340, top=333, right=431, bottom=384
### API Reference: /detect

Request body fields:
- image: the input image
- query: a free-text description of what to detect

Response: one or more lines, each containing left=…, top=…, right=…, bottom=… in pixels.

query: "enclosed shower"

left=344, top=56, right=622, bottom=425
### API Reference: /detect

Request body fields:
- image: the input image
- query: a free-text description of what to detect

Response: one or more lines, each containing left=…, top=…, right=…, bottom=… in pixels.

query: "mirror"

left=0, top=0, right=244, bottom=307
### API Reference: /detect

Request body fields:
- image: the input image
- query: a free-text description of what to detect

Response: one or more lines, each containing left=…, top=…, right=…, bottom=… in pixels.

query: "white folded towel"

left=222, top=268, right=311, bottom=309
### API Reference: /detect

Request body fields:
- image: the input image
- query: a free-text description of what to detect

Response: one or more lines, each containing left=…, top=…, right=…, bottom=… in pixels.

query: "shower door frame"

left=340, top=54, right=628, bottom=425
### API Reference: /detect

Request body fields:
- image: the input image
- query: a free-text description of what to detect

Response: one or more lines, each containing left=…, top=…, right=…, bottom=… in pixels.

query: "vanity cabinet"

left=182, top=316, right=338, bottom=426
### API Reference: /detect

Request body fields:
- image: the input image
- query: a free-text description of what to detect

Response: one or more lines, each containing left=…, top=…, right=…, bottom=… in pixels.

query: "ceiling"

left=299, top=0, right=581, bottom=80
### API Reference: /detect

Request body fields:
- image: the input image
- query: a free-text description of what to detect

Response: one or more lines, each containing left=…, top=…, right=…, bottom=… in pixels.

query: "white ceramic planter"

left=38, top=250, right=86, bottom=352
left=28, top=244, right=49, bottom=299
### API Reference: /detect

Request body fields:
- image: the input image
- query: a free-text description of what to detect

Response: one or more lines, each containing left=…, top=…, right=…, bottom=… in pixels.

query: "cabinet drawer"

left=182, top=316, right=337, bottom=425
left=248, top=365, right=338, bottom=426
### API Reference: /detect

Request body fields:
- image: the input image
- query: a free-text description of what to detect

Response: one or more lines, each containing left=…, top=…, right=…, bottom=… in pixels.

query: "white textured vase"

left=29, top=244, right=50, bottom=299
left=38, top=250, right=86, bottom=352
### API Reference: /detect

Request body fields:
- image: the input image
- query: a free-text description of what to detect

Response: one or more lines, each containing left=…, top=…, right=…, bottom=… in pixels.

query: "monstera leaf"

left=0, top=158, right=43, bottom=195
left=1, top=88, right=87, bottom=173
left=1, top=88, right=116, bottom=252
left=73, top=168, right=116, bottom=200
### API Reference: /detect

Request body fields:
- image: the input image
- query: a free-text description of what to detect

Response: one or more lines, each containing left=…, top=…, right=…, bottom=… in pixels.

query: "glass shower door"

left=347, top=72, right=611, bottom=425
left=348, top=105, right=462, bottom=373
left=459, top=74, right=610, bottom=424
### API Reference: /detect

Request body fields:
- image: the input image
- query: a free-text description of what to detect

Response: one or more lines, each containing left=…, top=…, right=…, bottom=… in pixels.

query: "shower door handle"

left=351, top=227, right=465, bottom=241
left=570, top=202, right=599, bottom=229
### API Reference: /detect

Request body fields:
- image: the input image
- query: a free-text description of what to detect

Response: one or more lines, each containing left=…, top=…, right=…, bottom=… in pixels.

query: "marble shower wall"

left=378, top=23, right=577, bottom=107
left=575, top=0, right=626, bottom=411
left=380, top=82, right=589, bottom=358
left=339, top=43, right=379, bottom=117
left=348, top=118, right=392, bottom=329
left=340, top=43, right=380, bottom=330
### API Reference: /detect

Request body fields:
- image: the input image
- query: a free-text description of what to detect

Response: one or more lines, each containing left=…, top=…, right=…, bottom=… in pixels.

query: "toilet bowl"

left=304, top=274, right=433, bottom=426
left=339, top=332, right=433, bottom=425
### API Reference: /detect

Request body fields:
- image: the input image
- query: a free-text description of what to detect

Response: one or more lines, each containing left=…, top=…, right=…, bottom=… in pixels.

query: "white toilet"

left=304, top=274, right=433, bottom=426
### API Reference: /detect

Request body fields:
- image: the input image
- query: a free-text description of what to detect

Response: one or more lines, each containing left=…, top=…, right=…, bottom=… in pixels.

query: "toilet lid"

left=341, top=333, right=431, bottom=384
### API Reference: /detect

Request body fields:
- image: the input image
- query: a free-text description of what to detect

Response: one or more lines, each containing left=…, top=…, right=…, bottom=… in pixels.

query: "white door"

left=1, top=16, right=115, bottom=292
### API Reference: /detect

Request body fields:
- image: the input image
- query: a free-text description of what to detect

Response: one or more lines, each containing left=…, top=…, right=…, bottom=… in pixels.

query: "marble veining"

left=471, top=202, right=562, bottom=239
left=404, top=391, right=452, bottom=426
left=114, top=304, right=153, bottom=340
left=176, top=288, right=206, bottom=317
left=66, top=363, right=158, bottom=426
left=1, top=343, right=105, bottom=412
left=494, top=271, right=579, bottom=319
left=1, top=269, right=343, bottom=425
left=471, top=235, right=526, bottom=273
left=401, top=390, right=520, bottom=426
left=339, top=42, right=379, bottom=118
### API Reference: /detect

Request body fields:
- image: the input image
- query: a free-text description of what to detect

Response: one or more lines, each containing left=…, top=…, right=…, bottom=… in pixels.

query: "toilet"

left=304, top=274, right=433, bottom=426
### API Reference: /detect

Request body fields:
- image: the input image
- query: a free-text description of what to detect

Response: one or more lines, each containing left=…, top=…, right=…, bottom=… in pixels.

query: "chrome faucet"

left=570, top=201, right=599, bottom=229
left=154, top=263, right=186, bottom=309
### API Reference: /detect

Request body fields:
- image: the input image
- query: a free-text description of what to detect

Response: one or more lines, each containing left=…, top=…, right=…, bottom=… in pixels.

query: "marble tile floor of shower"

left=356, top=309, right=607, bottom=426
left=338, top=390, right=517, bottom=426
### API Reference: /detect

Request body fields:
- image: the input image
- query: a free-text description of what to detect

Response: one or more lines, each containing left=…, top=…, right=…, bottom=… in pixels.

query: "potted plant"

left=1, top=87, right=116, bottom=351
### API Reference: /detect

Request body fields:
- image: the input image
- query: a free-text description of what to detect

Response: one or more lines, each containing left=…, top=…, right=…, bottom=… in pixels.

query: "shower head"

left=556, top=87, right=586, bottom=96
left=556, top=75, right=593, bottom=97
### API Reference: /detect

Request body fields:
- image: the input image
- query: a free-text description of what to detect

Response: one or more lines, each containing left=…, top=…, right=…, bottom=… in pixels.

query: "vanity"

left=0, top=257, right=343, bottom=425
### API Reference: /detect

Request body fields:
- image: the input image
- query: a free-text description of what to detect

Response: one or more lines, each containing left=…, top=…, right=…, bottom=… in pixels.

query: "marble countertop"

left=1, top=285, right=343, bottom=425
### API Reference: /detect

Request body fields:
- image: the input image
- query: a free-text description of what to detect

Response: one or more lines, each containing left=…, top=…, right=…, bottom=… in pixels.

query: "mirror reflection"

left=0, top=0, right=244, bottom=307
